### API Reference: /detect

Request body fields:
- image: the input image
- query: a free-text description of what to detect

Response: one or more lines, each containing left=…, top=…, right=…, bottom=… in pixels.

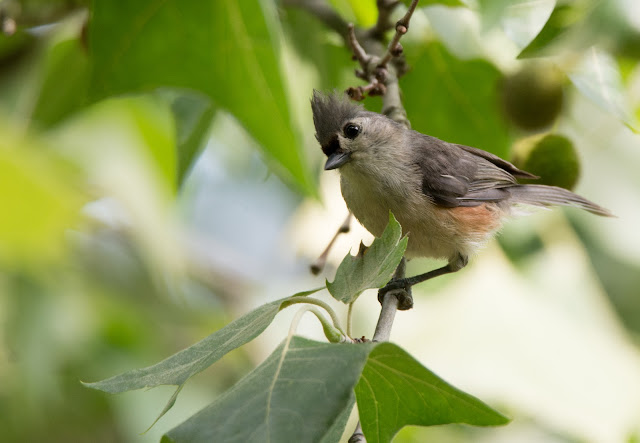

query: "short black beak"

left=324, top=151, right=351, bottom=170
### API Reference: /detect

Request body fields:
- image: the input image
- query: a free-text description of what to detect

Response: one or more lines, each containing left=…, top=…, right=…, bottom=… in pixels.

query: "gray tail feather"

left=508, top=185, right=613, bottom=217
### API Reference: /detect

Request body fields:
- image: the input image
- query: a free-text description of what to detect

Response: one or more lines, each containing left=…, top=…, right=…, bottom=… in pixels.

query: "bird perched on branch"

left=311, top=91, right=612, bottom=309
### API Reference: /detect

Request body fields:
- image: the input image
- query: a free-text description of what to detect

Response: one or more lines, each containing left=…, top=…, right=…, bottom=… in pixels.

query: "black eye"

left=343, top=123, right=361, bottom=139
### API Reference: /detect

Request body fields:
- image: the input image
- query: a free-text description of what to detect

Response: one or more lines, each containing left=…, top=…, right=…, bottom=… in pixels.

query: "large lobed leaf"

left=326, top=212, right=408, bottom=304
left=155, top=89, right=217, bottom=186
left=477, top=0, right=556, bottom=49
left=0, top=134, right=85, bottom=267
left=355, top=343, right=510, bottom=443
left=517, top=3, right=574, bottom=58
left=89, top=0, right=314, bottom=194
left=84, top=289, right=321, bottom=423
left=403, top=0, right=465, bottom=6
left=568, top=48, right=639, bottom=133
left=31, top=36, right=90, bottom=128
left=163, top=338, right=507, bottom=443
left=401, top=42, right=511, bottom=159
left=518, top=0, right=640, bottom=60
left=163, top=337, right=371, bottom=443
left=84, top=292, right=320, bottom=394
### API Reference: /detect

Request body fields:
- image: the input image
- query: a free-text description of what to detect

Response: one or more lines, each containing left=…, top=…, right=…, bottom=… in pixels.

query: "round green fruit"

left=501, top=63, right=565, bottom=130
left=512, top=134, right=580, bottom=190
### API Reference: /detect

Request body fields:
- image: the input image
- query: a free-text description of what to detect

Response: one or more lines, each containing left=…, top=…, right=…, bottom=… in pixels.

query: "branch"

left=373, top=289, right=400, bottom=341
left=281, top=2, right=419, bottom=440
left=373, top=256, right=405, bottom=341
left=377, top=0, right=419, bottom=67
left=368, top=0, right=401, bottom=40
left=347, top=23, right=371, bottom=68
left=310, top=213, right=352, bottom=275
left=348, top=422, right=365, bottom=443
left=343, top=0, right=417, bottom=127
left=281, top=0, right=349, bottom=38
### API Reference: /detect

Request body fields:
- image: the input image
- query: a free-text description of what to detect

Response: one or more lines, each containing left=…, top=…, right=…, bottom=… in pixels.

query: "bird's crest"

left=311, top=90, right=364, bottom=147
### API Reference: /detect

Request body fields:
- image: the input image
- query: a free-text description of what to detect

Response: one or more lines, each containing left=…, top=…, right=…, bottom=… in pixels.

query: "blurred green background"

left=1, top=0, right=640, bottom=441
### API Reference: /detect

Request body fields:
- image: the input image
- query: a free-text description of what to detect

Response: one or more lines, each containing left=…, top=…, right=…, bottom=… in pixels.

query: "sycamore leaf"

left=163, top=337, right=371, bottom=443
left=0, top=136, right=85, bottom=267
left=402, top=0, right=465, bottom=6
left=327, top=212, right=407, bottom=304
left=84, top=289, right=322, bottom=424
left=163, top=339, right=507, bottom=443
left=156, top=89, right=216, bottom=186
left=89, top=0, right=315, bottom=194
left=477, top=0, right=556, bottom=49
left=355, top=343, right=510, bottom=443
left=568, top=48, right=639, bottom=132
left=401, top=42, right=511, bottom=158
left=517, top=3, right=576, bottom=58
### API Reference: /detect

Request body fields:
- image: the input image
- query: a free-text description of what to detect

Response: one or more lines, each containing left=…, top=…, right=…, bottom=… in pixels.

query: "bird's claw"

left=378, top=280, right=413, bottom=311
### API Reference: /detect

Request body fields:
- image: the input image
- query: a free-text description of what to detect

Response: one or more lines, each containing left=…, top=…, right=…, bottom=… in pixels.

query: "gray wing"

left=412, top=134, right=536, bottom=208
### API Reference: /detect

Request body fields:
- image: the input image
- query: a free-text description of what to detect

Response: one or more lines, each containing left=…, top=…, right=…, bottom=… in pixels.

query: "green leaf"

left=321, top=393, right=356, bottom=443
left=0, top=28, right=35, bottom=63
left=517, top=3, right=575, bottom=58
left=282, top=9, right=352, bottom=91
left=421, top=5, right=485, bottom=61
left=0, top=134, right=84, bottom=267
left=85, top=298, right=291, bottom=393
left=478, top=0, right=556, bottom=49
left=402, top=0, right=465, bottom=6
left=31, top=36, right=90, bottom=127
left=568, top=48, right=639, bottom=132
left=156, top=89, right=216, bottom=187
left=327, top=212, right=407, bottom=304
left=163, top=338, right=506, bottom=442
left=355, top=343, right=510, bottom=443
left=84, top=289, right=322, bottom=422
left=164, top=337, right=373, bottom=443
left=517, top=1, right=640, bottom=60
left=327, top=0, right=377, bottom=27
left=61, top=95, right=178, bottom=193
left=88, top=0, right=315, bottom=195
left=401, top=42, right=511, bottom=158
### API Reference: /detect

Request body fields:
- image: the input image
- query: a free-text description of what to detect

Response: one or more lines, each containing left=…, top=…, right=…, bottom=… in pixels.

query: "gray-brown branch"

left=282, top=2, right=419, bottom=441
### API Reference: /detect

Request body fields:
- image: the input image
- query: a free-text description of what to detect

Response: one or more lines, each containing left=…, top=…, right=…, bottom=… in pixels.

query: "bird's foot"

left=378, top=279, right=413, bottom=311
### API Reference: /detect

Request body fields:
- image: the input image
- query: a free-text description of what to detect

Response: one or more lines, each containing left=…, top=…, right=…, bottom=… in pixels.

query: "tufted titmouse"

left=311, top=91, right=612, bottom=309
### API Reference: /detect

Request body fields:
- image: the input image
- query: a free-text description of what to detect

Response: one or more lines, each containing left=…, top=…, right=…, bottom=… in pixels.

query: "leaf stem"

left=281, top=296, right=347, bottom=337
left=288, top=306, right=345, bottom=343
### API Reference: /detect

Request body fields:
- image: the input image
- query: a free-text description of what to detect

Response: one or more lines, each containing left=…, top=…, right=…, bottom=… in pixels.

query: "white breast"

left=339, top=162, right=474, bottom=262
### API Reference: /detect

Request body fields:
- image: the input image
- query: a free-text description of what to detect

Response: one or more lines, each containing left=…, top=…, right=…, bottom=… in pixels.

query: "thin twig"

left=310, top=213, right=352, bottom=275
left=343, top=0, right=419, bottom=109
left=347, top=23, right=371, bottom=68
left=377, top=0, right=419, bottom=68
left=369, top=0, right=401, bottom=39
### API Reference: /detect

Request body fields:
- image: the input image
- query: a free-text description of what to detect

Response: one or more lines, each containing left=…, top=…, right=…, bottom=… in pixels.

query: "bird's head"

left=311, top=90, right=397, bottom=171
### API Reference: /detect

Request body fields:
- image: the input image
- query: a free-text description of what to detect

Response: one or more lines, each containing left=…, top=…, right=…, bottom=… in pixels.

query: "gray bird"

left=311, top=91, right=611, bottom=309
